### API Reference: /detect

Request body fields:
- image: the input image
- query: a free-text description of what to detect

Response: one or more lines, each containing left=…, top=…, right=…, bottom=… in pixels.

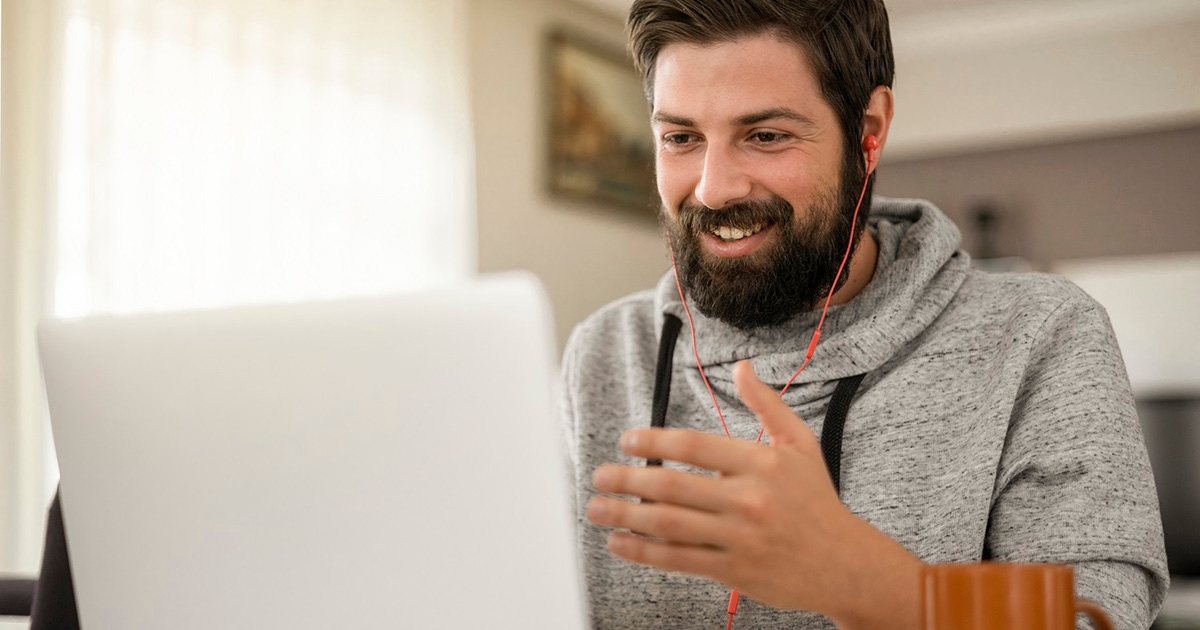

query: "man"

left=558, top=1, right=1169, bottom=629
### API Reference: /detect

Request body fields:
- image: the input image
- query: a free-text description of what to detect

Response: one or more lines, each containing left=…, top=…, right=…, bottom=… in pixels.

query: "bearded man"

left=559, top=1, right=1169, bottom=628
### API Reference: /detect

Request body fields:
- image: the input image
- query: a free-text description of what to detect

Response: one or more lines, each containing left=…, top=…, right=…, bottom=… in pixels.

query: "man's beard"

left=664, top=156, right=868, bottom=330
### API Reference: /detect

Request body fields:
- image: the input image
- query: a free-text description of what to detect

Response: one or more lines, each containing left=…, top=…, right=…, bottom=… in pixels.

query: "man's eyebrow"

left=736, top=108, right=818, bottom=127
left=651, top=111, right=695, bottom=126
left=652, top=108, right=818, bottom=128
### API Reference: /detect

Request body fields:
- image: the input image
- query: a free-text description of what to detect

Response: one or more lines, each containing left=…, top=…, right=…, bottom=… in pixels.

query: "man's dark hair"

left=627, top=0, right=895, bottom=191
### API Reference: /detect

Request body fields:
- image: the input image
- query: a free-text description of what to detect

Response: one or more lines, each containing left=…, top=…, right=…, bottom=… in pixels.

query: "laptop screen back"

left=39, top=273, right=585, bottom=630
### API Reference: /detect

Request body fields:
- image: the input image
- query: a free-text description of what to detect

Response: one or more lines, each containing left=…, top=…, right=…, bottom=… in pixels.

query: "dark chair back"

left=31, top=489, right=81, bottom=630
left=0, top=575, right=35, bottom=617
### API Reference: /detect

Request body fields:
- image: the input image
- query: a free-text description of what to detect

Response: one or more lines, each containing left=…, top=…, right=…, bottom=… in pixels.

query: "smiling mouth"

left=708, top=222, right=767, bottom=242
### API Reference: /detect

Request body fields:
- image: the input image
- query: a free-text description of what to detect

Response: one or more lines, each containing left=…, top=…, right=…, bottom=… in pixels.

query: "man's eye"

left=752, top=131, right=788, bottom=144
left=663, top=133, right=697, bottom=147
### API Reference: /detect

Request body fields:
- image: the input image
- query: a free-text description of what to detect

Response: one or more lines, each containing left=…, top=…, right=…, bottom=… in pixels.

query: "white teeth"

left=711, top=223, right=765, bottom=241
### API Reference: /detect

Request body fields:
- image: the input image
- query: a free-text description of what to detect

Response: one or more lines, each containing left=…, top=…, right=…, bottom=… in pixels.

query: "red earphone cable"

left=666, top=161, right=871, bottom=441
left=664, top=145, right=874, bottom=630
left=668, top=237, right=733, bottom=438
left=754, top=164, right=870, bottom=443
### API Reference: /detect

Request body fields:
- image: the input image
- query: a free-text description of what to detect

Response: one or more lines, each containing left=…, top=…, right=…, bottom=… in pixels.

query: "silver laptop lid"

left=39, top=272, right=585, bottom=630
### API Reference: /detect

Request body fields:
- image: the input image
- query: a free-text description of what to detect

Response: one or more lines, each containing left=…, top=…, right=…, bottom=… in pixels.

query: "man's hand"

left=585, top=360, right=923, bottom=629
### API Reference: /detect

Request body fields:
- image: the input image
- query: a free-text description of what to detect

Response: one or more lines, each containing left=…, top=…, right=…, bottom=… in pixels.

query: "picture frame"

left=545, top=30, right=658, bottom=216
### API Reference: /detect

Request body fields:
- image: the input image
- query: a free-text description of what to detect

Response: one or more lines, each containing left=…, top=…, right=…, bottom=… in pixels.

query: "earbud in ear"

left=862, top=135, right=880, bottom=168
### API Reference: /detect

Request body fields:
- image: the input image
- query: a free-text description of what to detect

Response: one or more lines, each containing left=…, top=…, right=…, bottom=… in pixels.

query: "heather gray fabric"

left=559, top=198, right=1169, bottom=630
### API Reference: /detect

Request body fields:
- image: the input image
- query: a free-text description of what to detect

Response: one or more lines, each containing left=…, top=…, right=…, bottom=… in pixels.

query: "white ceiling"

left=575, top=0, right=1200, bottom=58
left=578, top=0, right=1055, bottom=20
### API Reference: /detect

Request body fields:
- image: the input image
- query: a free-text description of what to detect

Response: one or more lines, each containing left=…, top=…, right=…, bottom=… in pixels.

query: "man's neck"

left=827, top=230, right=878, bottom=307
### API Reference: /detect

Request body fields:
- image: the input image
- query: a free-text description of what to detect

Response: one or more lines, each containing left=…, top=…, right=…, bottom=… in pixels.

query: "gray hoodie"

left=560, top=198, right=1169, bottom=629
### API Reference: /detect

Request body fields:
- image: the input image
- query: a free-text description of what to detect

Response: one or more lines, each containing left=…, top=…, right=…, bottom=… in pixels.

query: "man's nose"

left=694, top=145, right=752, bottom=210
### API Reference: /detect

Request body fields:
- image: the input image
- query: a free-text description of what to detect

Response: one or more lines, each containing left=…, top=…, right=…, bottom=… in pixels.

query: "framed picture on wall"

left=545, top=30, right=657, bottom=215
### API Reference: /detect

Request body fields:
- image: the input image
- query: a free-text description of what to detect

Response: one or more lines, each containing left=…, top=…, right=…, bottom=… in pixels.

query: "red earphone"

left=863, top=134, right=880, bottom=170
left=665, top=133, right=881, bottom=630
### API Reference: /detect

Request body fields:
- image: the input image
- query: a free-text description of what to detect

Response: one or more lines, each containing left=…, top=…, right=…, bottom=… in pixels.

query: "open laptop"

left=38, top=272, right=586, bottom=630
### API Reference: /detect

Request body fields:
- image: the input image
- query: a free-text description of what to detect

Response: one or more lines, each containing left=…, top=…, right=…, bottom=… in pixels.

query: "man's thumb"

left=732, top=360, right=815, bottom=448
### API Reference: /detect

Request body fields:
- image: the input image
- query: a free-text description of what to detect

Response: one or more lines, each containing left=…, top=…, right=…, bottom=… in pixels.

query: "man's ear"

left=861, top=86, right=894, bottom=175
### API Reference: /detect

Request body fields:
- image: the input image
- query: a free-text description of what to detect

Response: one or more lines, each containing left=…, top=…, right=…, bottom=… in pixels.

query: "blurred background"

left=2, top=0, right=1198, bottom=627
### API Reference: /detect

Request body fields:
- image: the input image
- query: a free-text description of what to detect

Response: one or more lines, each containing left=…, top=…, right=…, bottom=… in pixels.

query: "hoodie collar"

left=652, top=197, right=970, bottom=387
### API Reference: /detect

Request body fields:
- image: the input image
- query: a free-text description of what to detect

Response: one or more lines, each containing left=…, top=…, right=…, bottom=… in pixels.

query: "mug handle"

left=1076, top=598, right=1115, bottom=630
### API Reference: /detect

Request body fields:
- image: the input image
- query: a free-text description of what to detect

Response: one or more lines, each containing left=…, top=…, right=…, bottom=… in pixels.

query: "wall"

left=1, top=0, right=55, bottom=575
left=572, top=1, right=1200, bottom=159
left=885, top=0, right=1200, bottom=159
left=875, top=124, right=1200, bottom=265
left=465, top=0, right=665, bottom=351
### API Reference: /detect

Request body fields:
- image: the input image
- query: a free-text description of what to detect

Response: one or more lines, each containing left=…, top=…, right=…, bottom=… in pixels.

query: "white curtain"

left=2, top=0, right=474, bottom=572
left=53, top=0, right=475, bottom=317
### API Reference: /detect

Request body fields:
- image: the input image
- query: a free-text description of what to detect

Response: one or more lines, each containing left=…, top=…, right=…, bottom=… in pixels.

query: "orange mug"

left=922, top=562, right=1114, bottom=630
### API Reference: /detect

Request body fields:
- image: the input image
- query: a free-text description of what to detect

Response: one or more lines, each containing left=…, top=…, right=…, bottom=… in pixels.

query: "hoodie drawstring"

left=646, top=313, right=865, bottom=496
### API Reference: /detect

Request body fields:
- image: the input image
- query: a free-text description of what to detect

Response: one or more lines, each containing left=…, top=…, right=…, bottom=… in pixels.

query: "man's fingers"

left=606, top=531, right=729, bottom=581
left=587, top=496, right=735, bottom=548
left=732, top=360, right=817, bottom=449
left=592, top=464, right=731, bottom=512
left=619, top=427, right=761, bottom=475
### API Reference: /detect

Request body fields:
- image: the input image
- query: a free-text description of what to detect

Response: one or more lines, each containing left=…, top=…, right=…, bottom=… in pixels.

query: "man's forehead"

left=651, top=34, right=827, bottom=125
